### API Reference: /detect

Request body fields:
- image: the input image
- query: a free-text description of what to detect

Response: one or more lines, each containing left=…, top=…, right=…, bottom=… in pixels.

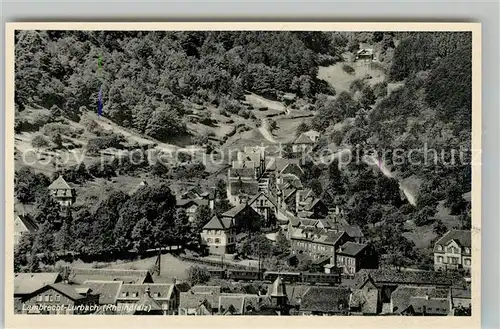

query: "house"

left=200, top=215, right=237, bottom=255
left=176, top=198, right=214, bottom=222
left=355, top=48, right=374, bottom=61
left=83, top=280, right=123, bottom=306
left=351, top=269, right=463, bottom=304
left=227, top=178, right=259, bottom=206
left=70, top=268, right=154, bottom=284
left=124, top=287, right=164, bottom=315
left=300, top=287, right=351, bottom=315
left=390, top=286, right=452, bottom=315
left=299, top=198, right=329, bottom=219
left=302, top=130, right=320, bottom=143
left=19, top=283, right=99, bottom=314
left=292, top=133, right=315, bottom=153
left=14, top=213, right=38, bottom=245
left=451, top=288, right=471, bottom=311
left=129, top=180, right=148, bottom=196
left=48, top=176, right=75, bottom=206
left=248, top=192, right=278, bottom=225
left=116, top=283, right=179, bottom=315
left=14, top=272, right=63, bottom=301
left=433, top=229, right=471, bottom=274
left=336, top=242, right=378, bottom=276
left=178, top=286, right=221, bottom=315
left=349, top=286, right=379, bottom=315
left=221, top=203, right=263, bottom=231
left=290, top=230, right=352, bottom=262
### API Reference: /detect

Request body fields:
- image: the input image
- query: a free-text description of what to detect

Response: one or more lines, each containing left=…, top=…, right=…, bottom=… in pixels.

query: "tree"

left=33, top=192, right=62, bottom=228
left=296, top=122, right=309, bottom=137
left=54, top=219, right=73, bottom=252
left=360, top=85, right=376, bottom=109
left=215, top=179, right=227, bottom=199
left=308, top=179, right=323, bottom=197
left=32, top=221, right=55, bottom=255
left=238, top=234, right=273, bottom=259
left=433, top=220, right=448, bottom=237
left=53, top=133, right=63, bottom=148
left=187, top=265, right=211, bottom=285
left=131, top=218, right=153, bottom=253
left=174, top=209, right=190, bottom=246
left=274, top=231, right=290, bottom=256
left=15, top=167, right=51, bottom=203
left=31, top=134, right=51, bottom=148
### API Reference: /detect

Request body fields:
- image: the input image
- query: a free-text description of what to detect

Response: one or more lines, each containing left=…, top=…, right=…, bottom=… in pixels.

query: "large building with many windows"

left=433, top=230, right=471, bottom=273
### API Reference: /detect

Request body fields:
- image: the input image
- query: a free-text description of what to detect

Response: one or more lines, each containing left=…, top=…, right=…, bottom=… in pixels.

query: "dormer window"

left=437, top=245, right=443, bottom=251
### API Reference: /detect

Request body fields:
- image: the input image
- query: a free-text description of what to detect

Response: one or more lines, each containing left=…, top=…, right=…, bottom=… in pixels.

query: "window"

left=37, top=295, right=43, bottom=302
left=437, top=245, right=443, bottom=251
left=465, top=259, right=471, bottom=266
left=55, top=295, right=60, bottom=302
left=437, top=256, right=443, bottom=263
left=154, top=293, right=159, bottom=297
left=44, top=295, right=50, bottom=302
left=207, top=238, right=212, bottom=243
left=465, top=247, right=470, bottom=254
left=122, top=292, right=128, bottom=297
left=215, top=238, right=220, bottom=243
left=49, top=296, right=54, bottom=302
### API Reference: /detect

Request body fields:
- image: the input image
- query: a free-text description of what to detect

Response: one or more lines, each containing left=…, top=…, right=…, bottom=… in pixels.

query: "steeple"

left=270, top=276, right=286, bottom=298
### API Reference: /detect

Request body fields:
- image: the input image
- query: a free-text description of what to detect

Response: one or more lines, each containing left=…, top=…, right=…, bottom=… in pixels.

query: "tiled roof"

left=47, top=283, right=92, bottom=301
left=15, top=214, right=39, bottom=233
left=83, top=280, right=123, bottom=304
left=117, top=283, right=175, bottom=301
left=221, top=204, right=250, bottom=218
left=248, top=192, right=278, bottom=208
left=434, top=230, right=471, bottom=250
left=180, top=290, right=220, bottom=309
left=176, top=199, right=209, bottom=207
left=191, top=286, right=222, bottom=294
left=338, top=242, right=368, bottom=257
left=391, top=286, right=450, bottom=314
left=342, top=224, right=364, bottom=238
left=312, top=255, right=331, bottom=265
left=48, top=176, right=71, bottom=190
left=452, top=288, right=471, bottom=299
left=300, top=287, right=351, bottom=313
left=203, top=215, right=230, bottom=230
left=353, top=269, right=460, bottom=287
left=350, top=288, right=378, bottom=314
left=14, top=272, right=62, bottom=295
left=300, top=219, right=319, bottom=227
left=219, top=295, right=245, bottom=314
left=409, top=296, right=450, bottom=315
left=266, top=157, right=301, bottom=172
left=304, top=198, right=323, bottom=211
left=293, top=133, right=315, bottom=145
left=134, top=291, right=163, bottom=312
left=71, top=268, right=151, bottom=284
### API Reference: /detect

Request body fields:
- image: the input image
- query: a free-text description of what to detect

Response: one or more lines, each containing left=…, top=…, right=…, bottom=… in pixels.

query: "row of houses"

left=14, top=267, right=470, bottom=316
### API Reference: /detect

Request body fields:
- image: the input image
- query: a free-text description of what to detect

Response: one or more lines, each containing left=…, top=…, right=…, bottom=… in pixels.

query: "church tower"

left=270, top=276, right=288, bottom=314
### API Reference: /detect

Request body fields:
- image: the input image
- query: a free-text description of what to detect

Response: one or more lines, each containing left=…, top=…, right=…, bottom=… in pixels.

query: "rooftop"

left=434, top=230, right=471, bottom=250
left=83, top=280, right=123, bottom=304
left=14, top=272, right=62, bottom=295
left=48, top=176, right=72, bottom=190
left=300, top=287, right=351, bottom=313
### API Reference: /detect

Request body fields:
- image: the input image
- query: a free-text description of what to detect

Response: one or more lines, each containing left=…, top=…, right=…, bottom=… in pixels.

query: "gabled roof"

left=71, top=268, right=151, bottom=284
left=266, top=158, right=302, bottom=173
left=203, top=215, right=231, bottom=230
left=117, top=283, right=175, bottom=301
left=338, top=242, right=368, bottom=257
left=48, top=176, right=72, bottom=190
left=15, top=214, right=39, bottom=233
left=14, top=272, right=62, bottom=295
left=300, top=287, right=351, bottom=313
left=134, top=291, right=163, bottom=312
left=222, top=203, right=254, bottom=218
left=350, top=288, right=378, bottom=314
left=180, top=290, right=220, bottom=309
left=293, top=133, right=315, bottom=145
left=83, top=280, right=123, bottom=304
left=452, top=288, right=471, bottom=299
left=391, top=286, right=450, bottom=315
left=304, top=198, right=325, bottom=212
left=248, top=192, right=278, bottom=208
left=219, top=295, right=245, bottom=315
left=44, top=283, right=93, bottom=301
left=434, top=230, right=471, bottom=250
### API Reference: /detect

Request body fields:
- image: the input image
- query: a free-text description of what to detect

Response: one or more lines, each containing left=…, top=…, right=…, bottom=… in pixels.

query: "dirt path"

left=258, top=118, right=278, bottom=143
left=363, top=155, right=417, bottom=206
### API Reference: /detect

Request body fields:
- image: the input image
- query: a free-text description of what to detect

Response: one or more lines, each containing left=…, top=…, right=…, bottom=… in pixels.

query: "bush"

left=187, top=265, right=211, bottom=285
left=31, top=134, right=51, bottom=148
left=373, top=81, right=388, bottom=98
left=41, top=122, right=73, bottom=138
left=342, top=64, right=355, bottom=75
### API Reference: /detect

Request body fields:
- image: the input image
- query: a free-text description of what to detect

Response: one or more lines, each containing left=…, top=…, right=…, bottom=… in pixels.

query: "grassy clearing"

left=318, top=61, right=386, bottom=93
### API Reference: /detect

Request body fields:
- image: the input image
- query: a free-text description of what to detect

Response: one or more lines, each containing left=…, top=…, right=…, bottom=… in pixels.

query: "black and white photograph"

left=5, top=22, right=480, bottom=327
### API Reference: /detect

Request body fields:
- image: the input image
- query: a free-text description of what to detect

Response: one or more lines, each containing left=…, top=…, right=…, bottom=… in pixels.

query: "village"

left=14, top=130, right=472, bottom=316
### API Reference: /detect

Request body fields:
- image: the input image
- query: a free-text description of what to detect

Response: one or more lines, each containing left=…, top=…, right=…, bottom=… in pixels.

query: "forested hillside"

left=15, top=31, right=338, bottom=142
